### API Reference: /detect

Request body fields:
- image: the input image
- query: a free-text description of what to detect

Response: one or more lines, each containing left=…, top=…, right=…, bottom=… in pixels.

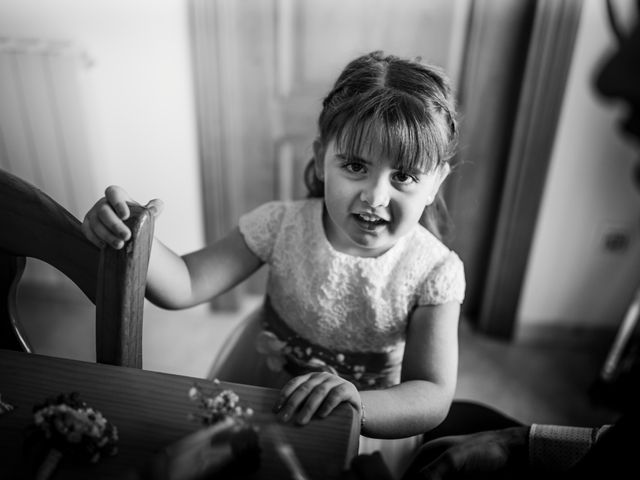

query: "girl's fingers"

left=92, top=220, right=126, bottom=249
left=96, top=201, right=131, bottom=243
left=275, top=373, right=354, bottom=425
left=316, top=382, right=357, bottom=418
left=294, top=377, right=348, bottom=425
left=81, top=216, right=105, bottom=249
left=82, top=186, right=160, bottom=250
left=82, top=211, right=123, bottom=250
left=105, top=185, right=164, bottom=220
left=276, top=373, right=314, bottom=409
left=276, top=382, right=317, bottom=421
left=274, top=373, right=322, bottom=421
left=105, top=185, right=133, bottom=219
left=144, top=198, right=164, bottom=217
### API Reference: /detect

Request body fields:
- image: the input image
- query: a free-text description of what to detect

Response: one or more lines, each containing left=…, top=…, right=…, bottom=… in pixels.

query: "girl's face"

left=315, top=138, right=449, bottom=257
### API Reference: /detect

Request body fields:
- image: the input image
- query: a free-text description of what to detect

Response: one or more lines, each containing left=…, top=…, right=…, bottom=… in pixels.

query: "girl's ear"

left=434, top=163, right=450, bottom=191
left=426, top=163, right=451, bottom=205
left=313, top=139, right=325, bottom=181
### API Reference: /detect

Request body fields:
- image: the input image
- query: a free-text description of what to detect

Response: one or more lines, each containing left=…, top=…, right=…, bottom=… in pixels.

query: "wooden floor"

left=15, top=279, right=619, bottom=430
left=455, top=321, right=617, bottom=427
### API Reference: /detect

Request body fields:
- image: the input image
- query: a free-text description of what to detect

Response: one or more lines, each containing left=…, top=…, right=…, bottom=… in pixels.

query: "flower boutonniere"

left=186, top=379, right=261, bottom=475
left=188, top=378, right=255, bottom=426
left=26, top=392, right=118, bottom=480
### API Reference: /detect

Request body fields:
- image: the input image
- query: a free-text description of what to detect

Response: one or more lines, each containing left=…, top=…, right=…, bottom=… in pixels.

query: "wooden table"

left=0, top=350, right=359, bottom=479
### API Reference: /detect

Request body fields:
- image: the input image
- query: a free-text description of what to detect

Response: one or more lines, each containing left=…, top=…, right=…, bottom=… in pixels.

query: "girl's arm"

left=274, top=302, right=460, bottom=439
left=145, top=228, right=263, bottom=309
left=82, top=186, right=263, bottom=309
left=360, top=301, right=460, bottom=438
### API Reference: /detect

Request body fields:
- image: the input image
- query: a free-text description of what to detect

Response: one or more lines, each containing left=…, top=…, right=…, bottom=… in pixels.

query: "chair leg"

left=0, top=255, right=33, bottom=352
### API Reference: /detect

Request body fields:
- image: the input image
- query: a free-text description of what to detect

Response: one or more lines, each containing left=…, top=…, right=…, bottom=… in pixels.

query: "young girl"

left=83, top=51, right=465, bottom=475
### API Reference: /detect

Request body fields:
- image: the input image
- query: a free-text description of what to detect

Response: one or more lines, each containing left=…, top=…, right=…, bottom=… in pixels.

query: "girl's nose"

left=360, top=178, right=390, bottom=208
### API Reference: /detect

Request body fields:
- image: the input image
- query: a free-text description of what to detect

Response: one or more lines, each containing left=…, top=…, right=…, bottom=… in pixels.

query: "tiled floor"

left=16, top=278, right=619, bottom=430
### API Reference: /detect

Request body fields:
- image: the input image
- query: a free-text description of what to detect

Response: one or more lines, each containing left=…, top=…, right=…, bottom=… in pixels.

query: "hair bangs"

left=331, top=91, right=448, bottom=174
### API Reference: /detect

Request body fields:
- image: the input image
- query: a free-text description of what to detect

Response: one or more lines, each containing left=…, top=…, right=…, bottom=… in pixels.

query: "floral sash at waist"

left=256, top=297, right=402, bottom=389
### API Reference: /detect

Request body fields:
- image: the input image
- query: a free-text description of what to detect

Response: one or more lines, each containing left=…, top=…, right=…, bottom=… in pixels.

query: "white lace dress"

left=210, top=198, right=465, bottom=476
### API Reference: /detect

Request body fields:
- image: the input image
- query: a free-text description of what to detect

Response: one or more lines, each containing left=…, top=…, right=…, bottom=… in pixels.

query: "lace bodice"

left=239, top=199, right=465, bottom=353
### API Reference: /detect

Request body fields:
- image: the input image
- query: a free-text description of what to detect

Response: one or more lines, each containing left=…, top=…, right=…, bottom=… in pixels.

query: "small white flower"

left=256, top=330, right=288, bottom=372
left=266, top=355, right=285, bottom=372
left=256, top=331, right=287, bottom=354
left=307, top=357, right=338, bottom=375
left=188, top=386, right=199, bottom=400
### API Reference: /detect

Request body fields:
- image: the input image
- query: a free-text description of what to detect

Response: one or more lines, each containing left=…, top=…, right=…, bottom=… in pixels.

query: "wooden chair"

left=0, top=169, right=154, bottom=368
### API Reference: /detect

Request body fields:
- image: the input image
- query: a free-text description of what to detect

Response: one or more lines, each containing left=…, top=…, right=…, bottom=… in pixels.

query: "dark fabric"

left=341, top=452, right=394, bottom=480
left=421, top=400, right=524, bottom=443
left=398, top=401, right=524, bottom=480
left=561, top=360, right=640, bottom=479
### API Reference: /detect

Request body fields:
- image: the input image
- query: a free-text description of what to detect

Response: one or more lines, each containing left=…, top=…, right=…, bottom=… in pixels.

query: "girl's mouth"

left=353, top=213, right=388, bottom=231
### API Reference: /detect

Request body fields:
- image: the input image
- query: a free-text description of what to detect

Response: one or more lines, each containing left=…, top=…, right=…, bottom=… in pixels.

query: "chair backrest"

left=0, top=169, right=154, bottom=368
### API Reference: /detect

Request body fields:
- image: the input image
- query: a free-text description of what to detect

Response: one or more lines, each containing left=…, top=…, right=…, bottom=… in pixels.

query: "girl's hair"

left=304, top=51, right=458, bottom=241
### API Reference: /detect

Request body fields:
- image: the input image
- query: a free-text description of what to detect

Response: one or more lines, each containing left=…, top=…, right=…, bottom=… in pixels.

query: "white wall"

left=518, top=0, right=640, bottom=335
left=0, top=0, right=204, bottom=255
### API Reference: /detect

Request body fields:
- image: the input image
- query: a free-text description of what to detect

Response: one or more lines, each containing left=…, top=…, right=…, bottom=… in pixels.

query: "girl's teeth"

left=357, top=213, right=384, bottom=223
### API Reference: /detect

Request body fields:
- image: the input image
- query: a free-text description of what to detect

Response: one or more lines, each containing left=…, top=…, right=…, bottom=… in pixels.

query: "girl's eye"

left=393, top=172, right=418, bottom=184
left=343, top=162, right=366, bottom=174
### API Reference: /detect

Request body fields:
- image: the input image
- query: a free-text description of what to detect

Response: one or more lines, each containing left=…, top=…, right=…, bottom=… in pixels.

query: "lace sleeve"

left=238, top=201, right=287, bottom=263
left=418, top=251, right=466, bottom=306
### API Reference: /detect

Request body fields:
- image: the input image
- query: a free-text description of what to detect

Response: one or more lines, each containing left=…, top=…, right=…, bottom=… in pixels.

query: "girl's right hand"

left=82, top=185, right=164, bottom=250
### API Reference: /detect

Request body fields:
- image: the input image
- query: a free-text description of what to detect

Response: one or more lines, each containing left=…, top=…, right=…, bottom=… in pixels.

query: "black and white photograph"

left=1, top=0, right=638, bottom=478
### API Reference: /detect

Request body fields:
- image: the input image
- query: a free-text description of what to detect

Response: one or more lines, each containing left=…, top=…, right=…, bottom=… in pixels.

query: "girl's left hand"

left=274, top=372, right=360, bottom=425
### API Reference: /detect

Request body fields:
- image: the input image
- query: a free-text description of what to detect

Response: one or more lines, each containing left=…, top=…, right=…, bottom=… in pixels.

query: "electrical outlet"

left=599, top=222, right=633, bottom=253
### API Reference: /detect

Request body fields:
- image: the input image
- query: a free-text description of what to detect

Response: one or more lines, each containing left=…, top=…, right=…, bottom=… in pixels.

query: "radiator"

left=0, top=38, right=95, bottom=286
left=0, top=38, right=94, bottom=220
